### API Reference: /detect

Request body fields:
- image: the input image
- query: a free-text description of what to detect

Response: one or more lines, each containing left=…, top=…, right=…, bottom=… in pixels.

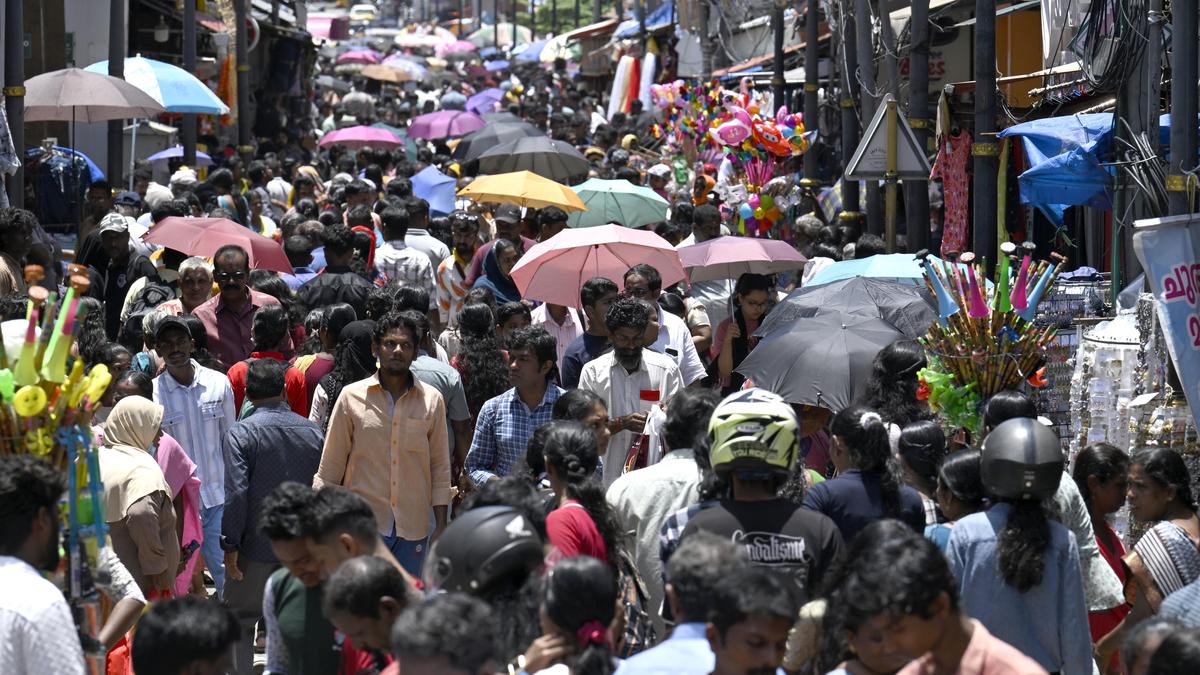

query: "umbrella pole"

left=128, top=118, right=138, bottom=191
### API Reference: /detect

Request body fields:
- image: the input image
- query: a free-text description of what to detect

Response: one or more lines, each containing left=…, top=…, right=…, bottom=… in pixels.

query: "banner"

left=1133, top=214, right=1200, bottom=423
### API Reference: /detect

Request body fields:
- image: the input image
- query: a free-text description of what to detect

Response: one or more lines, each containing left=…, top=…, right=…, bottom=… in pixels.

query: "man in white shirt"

left=623, top=265, right=707, bottom=386
left=403, top=197, right=451, bottom=269
left=375, top=206, right=436, bottom=307
left=530, top=302, right=583, bottom=374
left=0, top=455, right=87, bottom=675
left=579, top=296, right=684, bottom=487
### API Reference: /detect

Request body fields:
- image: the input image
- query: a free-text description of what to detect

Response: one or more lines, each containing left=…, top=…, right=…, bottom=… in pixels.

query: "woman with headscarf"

left=98, top=396, right=180, bottom=596
left=289, top=165, right=326, bottom=206
left=309, top=320, right=378, bottom=429
left=471, top=238, right=521, bottom=304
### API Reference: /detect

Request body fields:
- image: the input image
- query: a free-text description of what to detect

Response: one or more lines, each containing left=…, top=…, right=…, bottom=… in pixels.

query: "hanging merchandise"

left=931, top=129, right=971, bottom=257
left=24, top=145, right=101, bottom=225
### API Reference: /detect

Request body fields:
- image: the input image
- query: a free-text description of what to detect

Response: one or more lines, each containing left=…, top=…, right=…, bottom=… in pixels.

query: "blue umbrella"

left=25, top=146, right=105, bottom=182
left=479, top=46, right=502, bottom=60
left=84, top=57, right=229, bottom=114
left=466, top=87, right=504, bottom=114
left=485, top=60, right=510, bottom=71
left=514, top=39, right=548, bottom=62
left=146, top=145, right=214, bottom=166
left=805, top=253, right=988, bottom=289
left=411, top=165, right=457, bottom=216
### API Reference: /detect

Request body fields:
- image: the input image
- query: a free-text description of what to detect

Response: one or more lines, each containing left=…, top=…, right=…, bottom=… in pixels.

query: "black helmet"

left=981, top=418, right=1063, bottom=501
left=422, top=505, right=544, bottom=595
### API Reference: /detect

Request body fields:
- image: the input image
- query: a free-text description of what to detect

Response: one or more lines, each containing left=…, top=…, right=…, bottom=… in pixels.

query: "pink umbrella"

left=437, top=40, right=478, bottom=56
left=678, top=236, right=808, bottom=283
left=143, top=217, right=292, bottom=273
left=510, top=225, right=686, bottom=308
left=336, top=49, right=381, bottom=65
left=408, top=110, right=486, bottom=139
left=318, top=125, right=404, bottom=149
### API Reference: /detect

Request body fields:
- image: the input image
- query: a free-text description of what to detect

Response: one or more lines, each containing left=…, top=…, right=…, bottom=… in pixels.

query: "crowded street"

left=1, top=0, right=1200, bottom=674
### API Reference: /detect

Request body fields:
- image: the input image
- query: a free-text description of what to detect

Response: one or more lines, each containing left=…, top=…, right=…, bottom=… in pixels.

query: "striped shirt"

left=154, top=361, right=236, bottom=509
left=375, top=240, right=435, bottom=309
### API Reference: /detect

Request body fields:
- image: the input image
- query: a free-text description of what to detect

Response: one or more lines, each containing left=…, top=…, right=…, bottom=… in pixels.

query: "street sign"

left=845, top=94, right=931, bottom=180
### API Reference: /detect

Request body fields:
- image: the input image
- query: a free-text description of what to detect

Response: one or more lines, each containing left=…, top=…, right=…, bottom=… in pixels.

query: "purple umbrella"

left=336, top=49, right=381, bottom=65
left=466, top=87, right=505, bottom=114
left=408, top=110, right=485, bottom=140
left=485, top=60, right=510, bottom=71
left=318, top=125, right=404, bottom=149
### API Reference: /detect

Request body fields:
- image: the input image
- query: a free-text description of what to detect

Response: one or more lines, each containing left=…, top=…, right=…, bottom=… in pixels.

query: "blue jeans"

left=380, top=524, right=428, bottom=578
left=200, top=504, right=226, bottom=598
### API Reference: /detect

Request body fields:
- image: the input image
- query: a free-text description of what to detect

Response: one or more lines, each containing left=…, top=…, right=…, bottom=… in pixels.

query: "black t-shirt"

left=681, top=497, right=844, bottom=604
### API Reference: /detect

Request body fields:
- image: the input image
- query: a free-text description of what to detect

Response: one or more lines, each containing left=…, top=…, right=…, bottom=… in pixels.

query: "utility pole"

left=594, top=0, right=602, bottom=24
left=553, top=0, right=558, bottom=34
left=1168, top=0, right=1197, bottom=215
left=877, top=0, right=899, bottom=250
left=182, top=0, right=198, bottom=167
left=108, top=0, right=126, bottom=186
left=771, top=0, right=786, bottom=113
left=906, top=0, right=930, bottom=254
left=5, top=0, right=24, bottom=207
left=235, top=0, right=252, bottom=163
left=638, top=0, right=647, bottom=46
left=699, top=0, right=712, bottom=79
left=971, top=0, right=998, bottom=261
left=839, top=0, right=860, bottom=225
left=494, top=0, right=500, bottom=48
left=575, top=0, right=581, bottom=28
left=853, top=0, right=881, bottom=235
left=801, top=0, right=818, bottom=184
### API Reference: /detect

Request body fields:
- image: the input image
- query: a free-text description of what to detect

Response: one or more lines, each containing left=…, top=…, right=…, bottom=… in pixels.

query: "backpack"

left=126, top=280, right=178, bottom=319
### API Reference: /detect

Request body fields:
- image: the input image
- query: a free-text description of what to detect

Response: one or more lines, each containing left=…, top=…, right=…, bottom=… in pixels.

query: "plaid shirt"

left=376, top=240, right=435, bottom=309
left=466, top=385, right=564, bottom=485
left=658, top=501, right=716, bottom=571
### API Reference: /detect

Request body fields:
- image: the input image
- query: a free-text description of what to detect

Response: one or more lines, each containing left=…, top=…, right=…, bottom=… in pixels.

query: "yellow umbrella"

left=360, top=63, right=418, bottom=83
left=457, top=170, right=588, bottom=212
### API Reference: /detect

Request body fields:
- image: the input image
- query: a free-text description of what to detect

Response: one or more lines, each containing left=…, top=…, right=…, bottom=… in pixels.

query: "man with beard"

left=578, top=296, right=683, bottom=487
left=0, top=455, right=87, bottom=674
left=435, top=211, right=481, bottom=329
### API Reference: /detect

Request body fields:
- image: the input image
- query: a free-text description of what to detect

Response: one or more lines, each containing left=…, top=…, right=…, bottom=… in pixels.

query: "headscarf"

left=99, top=397, right=171, bottom=522
left=472, top=243, right=521, bottom=304
left=290, top=165, right=327, bottom=206
left=318, top=320, right=378, bottom=428
left=351, top=225, right=377, bottom=270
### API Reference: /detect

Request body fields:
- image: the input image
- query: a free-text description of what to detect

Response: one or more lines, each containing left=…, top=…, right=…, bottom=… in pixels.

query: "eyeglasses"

left=214, top=271, right=247, bottom=282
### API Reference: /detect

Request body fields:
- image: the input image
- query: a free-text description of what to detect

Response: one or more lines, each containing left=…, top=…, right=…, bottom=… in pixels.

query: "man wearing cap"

left=464, top=204, right=538, bottom=286
left=192, top=244, right=285, bottom=365
left=96, top=212, right=159, bottom=339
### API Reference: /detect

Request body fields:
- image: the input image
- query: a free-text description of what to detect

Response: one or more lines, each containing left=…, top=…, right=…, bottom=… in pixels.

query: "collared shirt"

left=314, top=374, right=451, bottom=540
left=404, top=228, right=451, bottom=270
left=531, top=303, right=583, bottom=374
left=613, top=622, right=713, bottom=675
left=0, top=556, right=86, bottom=675
left=222, top=401, right=325, bottom=563
left=280, top=267, right=317, bottom=290
left=192, top=289, right=282, bottom=366
left=155, top=361, right=236, bottom=509
left=375, top=240, right=435, bottom=308
left=578, top=349, right=684, bottom=487
left=897, top=619, right=1050, bottom=675
left=436, top=252, right=470, bottom=327
left=946, top=504, right=1092, bottom=675
left=467, top=385, right=565, bottom=485
left=606, top=448, right=704, bottom=634
left=650, top=308, right=706, bottom=385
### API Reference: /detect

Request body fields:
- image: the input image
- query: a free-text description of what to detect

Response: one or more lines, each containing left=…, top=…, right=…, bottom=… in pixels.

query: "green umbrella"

left=566, top=178, right=670, bottom=229
left=370, top=122, right=419, bottom=162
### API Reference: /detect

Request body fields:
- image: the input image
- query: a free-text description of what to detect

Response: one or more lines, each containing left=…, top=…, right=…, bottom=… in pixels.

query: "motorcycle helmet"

left=423, top=505, right=544, bottom=595
left=708, top=388, right=799, bottom=476
left=980, top=417, right=1063, bottom=501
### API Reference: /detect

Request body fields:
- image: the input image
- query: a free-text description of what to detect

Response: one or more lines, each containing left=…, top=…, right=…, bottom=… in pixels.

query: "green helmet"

left=708, top=388, right=799, bottom=475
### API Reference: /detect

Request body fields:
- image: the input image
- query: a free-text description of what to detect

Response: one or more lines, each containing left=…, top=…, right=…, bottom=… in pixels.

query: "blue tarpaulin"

left=614, top=3, right=676, bottom=39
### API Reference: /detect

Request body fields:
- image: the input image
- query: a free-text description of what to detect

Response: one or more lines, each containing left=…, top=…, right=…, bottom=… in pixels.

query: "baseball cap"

left=494, top=204, right=522, bottom=224
left=113, top=191, right=144, bottom=208
left=155, top=315, right=191, bottom=342
left=97, top=212, right=130, bottom=234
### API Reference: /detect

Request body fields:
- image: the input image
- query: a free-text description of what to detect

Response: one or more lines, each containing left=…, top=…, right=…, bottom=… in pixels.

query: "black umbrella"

left=315, top=75, right=351, bottom=93
left=482, top=111, right=523, bottom=123
left=452, top=121, right=544, bottom=161
left=477, top=136, right=590, bottom=183
left=757, top=276, right=937, bottom=341
left=736, top=312, right=909, bottom=411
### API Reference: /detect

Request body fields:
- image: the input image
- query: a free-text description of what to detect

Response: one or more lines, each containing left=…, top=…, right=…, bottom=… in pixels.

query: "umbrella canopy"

left=482, top=111, right=523, bottom=124
left=315, top=74, right=351, bottom=93
left=452, top=121, right=543, bottom=161
left=539, top=34, right=580, bottom=62
left=380, top=58, right=429, bottom=81
left=409, top=110, right=486, bottom=139
left=736, top=312, right=907, bottom=410
left=412, top=165, right=457, bottom=216
left=336, top=49, right=382, bottom=65
left=477, top=136, right=589, bottom=184
left=370, top=122, right=419, bottom=161
left=318, top=125, right=405, bottom=149
left=758, top=277, right=937, bottom=341
left=437, top=40, right=478, bottom=56
left=143, top=217, right=292, bottom=273
left=145, top=145, right=214, bottom=166
left=510, top=225, right=685, bottom=308
left=484, top=60, right=511, bottom=72
left=566, top=178, right=669, bottom=229
left=466, top=87, right=505, bottom=114
left=360, top=63, right=419, bottom=83
left=395, top=33, right=447, bottom=48
left=513, top=39, right=549, bottom=62
left=24, top=68, right=165, bottom=122
left=678, top=236, right=808, bottom=283
left=440, top=91, right=468, bottom=111
left=467, top=23, right=533, bottom=48
left=805, top=252, right=960, bottom=287
left=84, top=57, right=228, bottom=114
left=458, top=170, right=587, bottom=211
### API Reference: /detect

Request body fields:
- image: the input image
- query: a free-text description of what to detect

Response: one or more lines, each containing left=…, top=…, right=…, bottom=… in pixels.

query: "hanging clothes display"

left=24, top=146, right=100, bottom=225
left=0, top=101, right=19, bottom=207
left=930, top=130, right=972, bottom=257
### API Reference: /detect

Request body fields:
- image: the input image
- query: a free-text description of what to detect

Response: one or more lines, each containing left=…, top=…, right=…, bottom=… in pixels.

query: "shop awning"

left=562, top=18, right=621, bottom=42
left=711, top=25, right=831, bottom=77
left=614, top=3, right=679, bottom=39
left=889, top=0, right=963, bottom=37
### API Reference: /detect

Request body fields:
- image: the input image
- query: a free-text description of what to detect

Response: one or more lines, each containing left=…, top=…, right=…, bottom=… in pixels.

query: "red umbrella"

left=142, top=217, right=293, bottom=273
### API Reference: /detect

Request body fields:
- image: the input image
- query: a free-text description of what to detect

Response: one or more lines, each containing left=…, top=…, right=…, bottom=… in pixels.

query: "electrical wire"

left=1068, top=0, right=1149, bottom=92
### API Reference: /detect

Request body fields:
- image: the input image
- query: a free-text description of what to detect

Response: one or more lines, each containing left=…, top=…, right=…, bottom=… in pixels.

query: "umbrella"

left=24, top=68, right=165, bottom=122
left=485, top=60, right=511, bottom=72
left=566, top=178, right=669, bottom=229
left=458, top=170, right=587, bottom=211
left=336, top=49, right=382, bottom=65
left=736, top=312, right=907, bottom=411
left=318, top=125, right=405, bottom=149
left=409, top=110, right=486, bottom=139
left=84, top=56, right=229, bottom=114
left=678, top=236, right=808, bottom=283
left=370, top=122, right=420, bottom=162
left=360, top=63, right=421, bottom=83
left=466, top=87, right=505, bottom=114
left=395, top=33, right=447, bottom=48
left=757, top=277, right=937, bottom=342
left=478, top=46, right=502, bottom=60
left=437, top=40, right=478, bottom=56
left=143, top=217, right=292, bottom=273
left=315, top=74, right=351, bottom=93
left=411, top=165, right=457, bottom=216
left=539, top=34, right=580, bottom=63
left=510, top=225, right=685, bottom=308
left=467, top=23, right=533, bottom=48
left=477, top=137, right=589, bottom=184
left=514, top=39, right=549, bottom=62
left=483, top=111, right=523, bottom=124
left=452, top=121, right=543, bottom=161
left=805, top=252, right=962, bottom=288
left=440, top=91, right=468, bottom=110
left=146, top=145, right=214, bottom=166
left=379, top=58, right=429, bottom=81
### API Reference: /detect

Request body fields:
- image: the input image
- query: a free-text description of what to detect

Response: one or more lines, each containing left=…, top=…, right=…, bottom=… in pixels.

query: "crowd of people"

left=2, top=17, right=1200, bottom=675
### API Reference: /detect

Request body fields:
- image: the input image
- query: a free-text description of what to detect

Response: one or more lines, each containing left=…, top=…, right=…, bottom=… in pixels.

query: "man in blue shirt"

left=560, top=276, right=618, bottom=389
left=280, top=235, right=318, bottom=290
left=467, top=327, right=564, bottom=484
left=616, top=531, right=749, bottom=674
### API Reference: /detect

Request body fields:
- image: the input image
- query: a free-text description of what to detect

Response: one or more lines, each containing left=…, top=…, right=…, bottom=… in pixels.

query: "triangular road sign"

left=845, top=94, right=932, bottom=180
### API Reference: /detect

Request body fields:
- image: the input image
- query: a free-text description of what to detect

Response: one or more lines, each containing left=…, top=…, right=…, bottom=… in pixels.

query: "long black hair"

left=318, top=320, right=377, bottom=429
left=1072, top=442, right=1129, bottom=508
left=996, top=498, right=1053, bottom=593
left=1133, top=447, right=1198, bottom=511
left=982, top=390, right=1037, bottom=432
left=543, top=556, right=619, bottom=675
left=857, top=340, right=932, bottom=427
left=937, top=449, right=986, bottom=514
left=898, top=420, right=947, bottom=496
left=533, top=421, right=620, bottom=564
left=455, top=303, right=509, bottom=417
left=832, top=405, right=904, bottom=516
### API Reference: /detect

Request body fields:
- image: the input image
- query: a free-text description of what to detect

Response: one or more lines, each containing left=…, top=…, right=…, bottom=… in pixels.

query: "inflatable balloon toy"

left=752, top=119, right=792, bottom=156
